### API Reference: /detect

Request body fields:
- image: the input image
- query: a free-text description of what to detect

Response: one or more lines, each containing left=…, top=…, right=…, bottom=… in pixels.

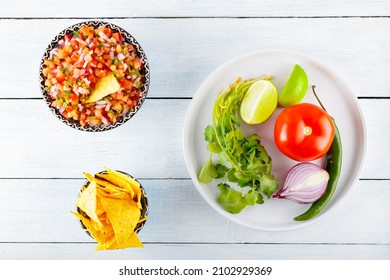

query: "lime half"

left=278, top=64, right=309, bottom=107
left=240, top=79, right=278, bottom=125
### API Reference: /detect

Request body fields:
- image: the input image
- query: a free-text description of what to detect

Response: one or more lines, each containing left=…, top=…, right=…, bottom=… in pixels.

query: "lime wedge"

left=240, top=79, right=278, bottom=125
left=278, top=64, right=309, bottom=107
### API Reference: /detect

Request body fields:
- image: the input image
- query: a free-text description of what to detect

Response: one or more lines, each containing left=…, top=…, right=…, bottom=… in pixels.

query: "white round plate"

left=183, top=50, right=366, bottom=231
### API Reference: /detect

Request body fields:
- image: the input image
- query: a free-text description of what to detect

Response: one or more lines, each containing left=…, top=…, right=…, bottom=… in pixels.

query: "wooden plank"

left=0, top=243, right=388, bottom=260
left=0, top=179, right=389, bottom=245
left=0, top=99, right=188, bottom=179
left=0, top=98, right=386, bottom=179
left=0, top=0, right=389, bottom=17
left=0, top=18, right=389, bottom=98
left=359, top=100, right=389, bottom=179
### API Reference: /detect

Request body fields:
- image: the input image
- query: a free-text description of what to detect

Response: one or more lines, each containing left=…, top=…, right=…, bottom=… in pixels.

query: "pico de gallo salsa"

left=42, top=24, right=146, bottom=127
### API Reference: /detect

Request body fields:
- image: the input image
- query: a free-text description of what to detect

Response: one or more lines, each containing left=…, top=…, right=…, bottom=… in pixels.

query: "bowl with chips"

left=39, top=21, right=150, bottom=132
left=72, top=167, right=148, bottom=250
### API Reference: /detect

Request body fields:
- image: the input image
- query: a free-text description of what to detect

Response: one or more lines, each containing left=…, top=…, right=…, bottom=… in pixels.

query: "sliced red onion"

left=83, top=77, right=91, bottom=86
left=273, top=162, right=329, bottom=204
left=105, top=102, right=111, bottom=112
left=101, top=116, right=109, bottom=126
left=76, top=37, right=87, bottom=46
left=83, top=60, right=89, bottom=69
left=98, top=31, right=111, bottom=43
left=96, top=100, right=108, bottom=105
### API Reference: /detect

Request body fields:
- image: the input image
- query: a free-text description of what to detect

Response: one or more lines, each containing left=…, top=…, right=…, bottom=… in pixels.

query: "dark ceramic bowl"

left=39, top=21, right=150, bottom=132
left=78, top=170, right=148, bottom=236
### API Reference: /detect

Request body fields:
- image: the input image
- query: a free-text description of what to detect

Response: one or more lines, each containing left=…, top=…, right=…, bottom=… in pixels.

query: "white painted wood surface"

left=1, top=18, right=390, bottom=98
left=0, top=0, right=389, bottom=17
left=0, top=0, right=389, bottom=260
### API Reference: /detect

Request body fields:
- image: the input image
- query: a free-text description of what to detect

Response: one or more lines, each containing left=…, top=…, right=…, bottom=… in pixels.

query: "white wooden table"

left=0, top=0, right=389, bottom=260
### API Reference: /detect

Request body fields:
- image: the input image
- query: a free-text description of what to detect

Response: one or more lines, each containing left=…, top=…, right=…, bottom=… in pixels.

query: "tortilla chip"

left=99, top=196, right=140, bottom=245
left=85, top=73, right=120, bottom=103
left=76, top=181, right=102, bottom=228
left=96, top=173, right=135, bottom=198
left=96, top=238, right=114, bottom=250
left=104, top=166, right=142, bottom=208
left=71, top=212, right=105, bottom=243
left=83, top=172, right=128, bottom=195
left=95, top=196, right=105, bottom=216
left=107, top=232, right=144, bottom=250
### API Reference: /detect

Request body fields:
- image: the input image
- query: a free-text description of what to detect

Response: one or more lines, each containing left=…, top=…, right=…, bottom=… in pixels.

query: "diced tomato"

left=127, top=44, right=135, bottom=52
left=112, top=32, right=124, bottom=43
left=117, top=63, right=124, bottom=70
left=121, top=79, right=133, bottom=90
left=132, top=57, right=141, bottom=70
left=45, top=60, right=56, bottom=69
left=94, top=68, right=109, bottom=78
left=103, top=27, right=112, bottom=37
left=70, top=94, right=79, bottom=105
left=73, top=68, right=82, bottom=78
left=70, top=39, right=78, bottom=48
left=70, top=53, right=80, bottom=62
left=42, top=67, right=49, bottom=76
left=68, top=76, right=77, bottom=84
left=95, top=108, right=103, bottom=119
left=55, top=72, right=66, bottom=83
left=64, top=34, right=72, bottom=42
left=87, top=74, right=96, bottom=85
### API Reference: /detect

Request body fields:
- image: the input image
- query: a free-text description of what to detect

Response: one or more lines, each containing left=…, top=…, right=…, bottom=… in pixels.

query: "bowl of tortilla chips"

left=71, top=167, right=148, bottom=250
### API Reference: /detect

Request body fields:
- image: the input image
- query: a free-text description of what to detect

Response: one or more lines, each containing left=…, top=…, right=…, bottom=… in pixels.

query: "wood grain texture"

left=0, top=179, right=389, bottom=245
left=0, top=0, right=389, bottom=17
left=0, top=243, right=388, bottom=260
left=0, top=99, right=188, bottom=179
left=0, top=99, right=386, bottom=179
left=0, top=18, right=389, bottom=98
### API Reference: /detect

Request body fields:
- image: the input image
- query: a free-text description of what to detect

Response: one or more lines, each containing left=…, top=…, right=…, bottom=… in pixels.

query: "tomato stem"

left=303, top=126, right=312, bottom=136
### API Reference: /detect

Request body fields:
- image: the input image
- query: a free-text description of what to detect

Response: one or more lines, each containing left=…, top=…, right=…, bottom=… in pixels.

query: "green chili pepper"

left=294, top=86, right=342, bottom=221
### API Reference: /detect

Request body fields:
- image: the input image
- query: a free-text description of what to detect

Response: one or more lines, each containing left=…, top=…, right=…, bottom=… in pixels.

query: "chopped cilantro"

left=197, top=77, right=279, bottom=214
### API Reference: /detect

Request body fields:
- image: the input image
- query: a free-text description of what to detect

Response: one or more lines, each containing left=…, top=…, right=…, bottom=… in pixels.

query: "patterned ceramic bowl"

left=39, top=21, right=150, bottom=132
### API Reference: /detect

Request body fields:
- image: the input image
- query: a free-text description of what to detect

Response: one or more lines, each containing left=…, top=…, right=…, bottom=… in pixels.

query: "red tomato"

left=274, top=103, right=335, bottom=161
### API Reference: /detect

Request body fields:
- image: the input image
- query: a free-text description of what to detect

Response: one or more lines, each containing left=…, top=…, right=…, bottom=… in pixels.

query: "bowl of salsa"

left=39, top=21, right=150, bottom=131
